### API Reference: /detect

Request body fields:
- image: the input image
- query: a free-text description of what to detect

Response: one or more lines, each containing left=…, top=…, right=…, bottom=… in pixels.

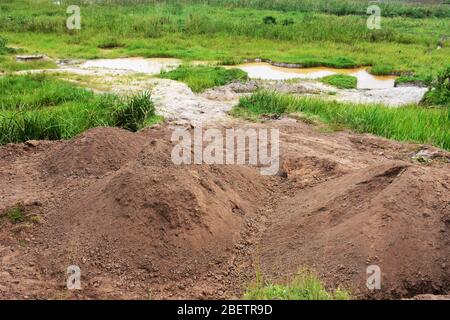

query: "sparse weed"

left=244, top=268, right=350, bottom=300
left=6, top=206, right=26, bottom=224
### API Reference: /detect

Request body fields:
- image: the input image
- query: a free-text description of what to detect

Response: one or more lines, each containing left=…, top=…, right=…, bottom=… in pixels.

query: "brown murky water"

left=78, top=58, right=396, bottom=89
left=232, top=62, right=397, bottom=89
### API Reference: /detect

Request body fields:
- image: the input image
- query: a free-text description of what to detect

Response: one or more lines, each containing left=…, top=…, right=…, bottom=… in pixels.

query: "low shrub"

left=422, top=65, right=450, bottom=106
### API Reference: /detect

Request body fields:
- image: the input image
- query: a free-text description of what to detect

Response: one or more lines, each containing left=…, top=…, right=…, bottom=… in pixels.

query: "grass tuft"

left=321, top=74, right=357, bottom=89
left=113, top=91, right=155, bottom=132
left=244, top=269, right=350, bottom=300
left=6, top=205, right=26, bottom=224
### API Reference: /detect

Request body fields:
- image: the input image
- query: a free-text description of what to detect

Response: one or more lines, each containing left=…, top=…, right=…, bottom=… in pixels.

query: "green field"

left=1, top=0, right=449, bottom=79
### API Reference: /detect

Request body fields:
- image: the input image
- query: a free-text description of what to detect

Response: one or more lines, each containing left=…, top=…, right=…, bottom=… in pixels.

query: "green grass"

left=1, top=0, right=449, bottom=78
left=113, top=91, right=155, bottom=132
left=233, top=90, right=450, bottom=150
left=321, top=74, right=357, bottom=89
left=422, top=65, right=450, bottom=106
left=395, top=75, right=431, bottom=87
left=6, top=205, right=26, bottom=224
left=369, top=65, right=397, bottom=76
left=160, top=65, right=248, bottom=92
left=244, top=269, right=350, bottom=300
left=0, top=34, right=56, bottom=71
left=0, top=73, right=95, bottom=110
left=0, top=74, right=160, bottom=144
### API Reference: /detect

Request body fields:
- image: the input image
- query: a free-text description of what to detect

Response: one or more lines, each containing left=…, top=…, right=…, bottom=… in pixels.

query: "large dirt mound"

left=0, top=121, right=448, bottom=299
left=43, top=127, right=147, bottom=178
left=259, top=162, right=450, bottom=298
left=33, top=126, right=271, bottom=298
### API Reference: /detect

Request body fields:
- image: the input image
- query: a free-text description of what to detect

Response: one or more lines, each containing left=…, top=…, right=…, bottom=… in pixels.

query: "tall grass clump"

left=113, top=91, right=155, bottom=131
left=244, top=269, right=349, bottom=300
left=0, top=75, right=158, bottom=144
left=160, top=65, right=247, bottom=92
left=233, top=90, right=450, bottom=150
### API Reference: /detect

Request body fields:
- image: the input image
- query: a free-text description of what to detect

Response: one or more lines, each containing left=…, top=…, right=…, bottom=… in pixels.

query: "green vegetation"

left=422, top=65, right=450, bottom=106
left=160, top=65, right=247, bottom=92
left=0, top=35, right=56, bottom=71
left=395, top=75, right=431, bottom=87
left=369, top=65, right=397, bottom=76
left=233, top=90, right=450, bottom=150
left=0, top=36, right=15, bottom=55
left=321, top=74, right=357, bottom=89
left=6, top=205, right=26, bottom=224
left=200, top=0, right=450, bottom=19
left=0, top=74, right=160, bottom=144
left=113, top=91, right=155, bottom=131
left=1, top=0, right=449, bottom=78
left=244, top=269, right=350, bottom=300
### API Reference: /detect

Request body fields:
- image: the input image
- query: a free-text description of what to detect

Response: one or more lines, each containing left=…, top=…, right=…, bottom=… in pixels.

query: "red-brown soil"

left=0, top=120, right=449, bottom=299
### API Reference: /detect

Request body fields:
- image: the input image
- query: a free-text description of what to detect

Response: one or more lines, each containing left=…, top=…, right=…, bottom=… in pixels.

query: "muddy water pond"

left=232, top=62, right=397, bottom=89
left=78, top=58, right=396, bottom=89
left=79, top=57, right=181, bottom=74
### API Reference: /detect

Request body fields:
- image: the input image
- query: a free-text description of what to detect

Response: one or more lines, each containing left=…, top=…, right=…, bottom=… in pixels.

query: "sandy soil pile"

left=260, top=162, right=449, bottom=298
left=0, top=121, right=448, bottom=299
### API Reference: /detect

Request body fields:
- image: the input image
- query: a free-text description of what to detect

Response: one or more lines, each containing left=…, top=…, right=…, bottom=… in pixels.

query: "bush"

left=113, top=91, right=155, bottom=132
left=321, top=74, right=357, bottom=89
left=422, top=65, right=450, bottom=106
